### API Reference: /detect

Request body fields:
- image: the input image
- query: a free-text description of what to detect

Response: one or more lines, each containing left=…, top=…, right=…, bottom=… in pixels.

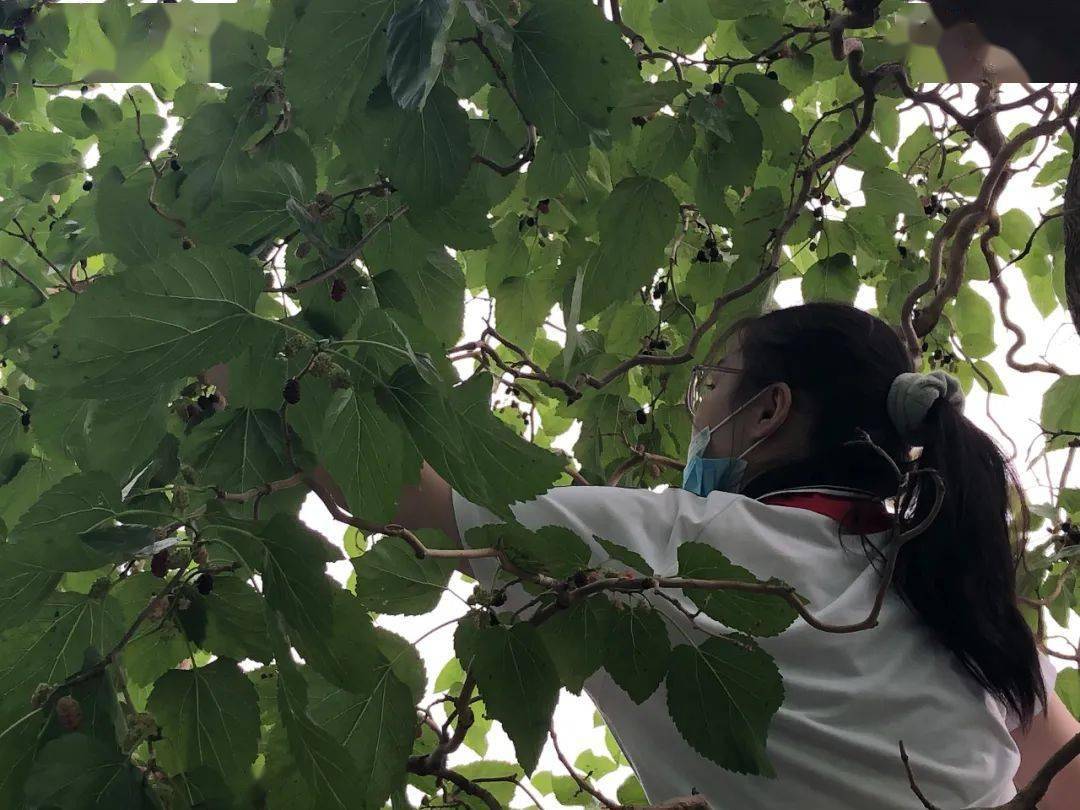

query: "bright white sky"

left=292, top=85, right=1080, bottom=804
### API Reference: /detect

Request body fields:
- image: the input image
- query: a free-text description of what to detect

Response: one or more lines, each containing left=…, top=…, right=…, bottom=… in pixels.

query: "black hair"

left=730, top=301, right=1046, bottom=732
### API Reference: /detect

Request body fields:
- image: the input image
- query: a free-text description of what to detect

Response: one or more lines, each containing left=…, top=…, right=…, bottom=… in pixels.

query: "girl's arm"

left=1010, top=690, right=1080, bottom=810
left=202, top=364, right=469, bottom=572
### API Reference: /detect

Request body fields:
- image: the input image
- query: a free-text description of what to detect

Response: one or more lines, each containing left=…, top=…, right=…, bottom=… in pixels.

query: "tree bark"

left=1064, top=131, right=1080, bottom=336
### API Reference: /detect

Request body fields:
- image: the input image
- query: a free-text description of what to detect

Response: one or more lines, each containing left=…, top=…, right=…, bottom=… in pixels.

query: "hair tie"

left=886, top=370, right=965, bottom=444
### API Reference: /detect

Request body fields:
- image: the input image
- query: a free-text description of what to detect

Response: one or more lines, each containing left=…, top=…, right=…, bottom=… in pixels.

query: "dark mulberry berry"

left=537, top=199, right=550, bottom=214
left=490, top=590, right=507, bottom=607
left=650, top=339, right=668, bottom=350
left=808, top=241, right=818, bottom=252
left=195, top=574, right=214, bottom=595
left=923, top=204, right=935, bottom=215
left=283, top=377, right=301, bottom=404
left=181, top=237, right=193, bottom=250
left=812, top=207, right=823, bottom=219
left=635, top=409, right=647, bottom=425
left=525, top=216, right=536, bottom=227
left=572, top=571, right=589, bottom=588
left=652, top=280, right=667, bottom=299
left=82, top=180, right=93, bottom=191
left=150, top=549, right=169, bottom=578
left=897, top=245, right=908, bottom=258
left=20, top=410, right=30, bottom=429
left=695, top=249, right=709, bottom=262
left=330, top=278, right=347, bottom=301
left=709, top=82, right=723, bottom=94
left=170, top=158, right=181, bottom=172
left=631, top=116, right=647, bottom=126
left=80, top=85, right=89, bottom=94
left=766, top=70, right=778, bottom=80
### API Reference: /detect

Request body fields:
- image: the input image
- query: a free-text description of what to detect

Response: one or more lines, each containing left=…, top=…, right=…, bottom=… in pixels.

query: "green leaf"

left=271, top=628, right=366, bottom=810
left=471, top=522, right=591, bottom=579
left=95, top=170, right=182, bottom=267
left=26, top=247, right=277, bottom=398
left=633, top=114, right=695, bottom=179
left=651, top=0, right=715, bottom=53
left=148, top=658, right=260, bottom=779
left=585, top=175, right=679, bottom=306
left=319, top=386, right=419, bottom=523
left=386, top=83, right=472, bottom=211
left=1057, top=667, right=1079, bottom=719
left=182, top=408, right=293, bottom=493
left=79, top=523, right=157, bottom=561
left=200, top=574, right=273, bottom=664
left=455, top=613, right=560, bottom=773
left=352, top=529, right=456, bottom=615
left=1033, top=151, right=1071, bottom=187
left=24, top=734, right=154, bottom=810
left=1042, top=375, right=1080, bottom=451
left=112, top=572, right=188, bottom=685
left=950, top=284, right=995, bottom=360
left=386, top=0, right=457, bottom=110
left=190, top=161, right=311, bottom=248
left=381, top=369, right=565, bottom=520
left=510, top=0, right=637, bottom=149
left=0, top=542, right=62, bottom=632
left=676, top=542, right=800, bottom=636
left=616, top=774, right=648, bottom=805
left=307, top=656, right=418, bottom=808
left=285, top=0, right=394, bottom=136
left=802, top=252, right=858, bottom=305
left=0, top=592, right=123, bottom=726
left=602, top=601, right=670, bottom=704
left=861, top=167, right=922, bottom=219
left=665, top=636, right=783, bottom=776
left=7, top=471, right=121, bottom=572
left=539, top=594, right=616, bottom=693
left=259, top=514, right=343, bottom=647
left=0, top=405, right=31, bottom=486
left=733, top=73, right=789, bottom=107
left=595, top=534, right=653, bottom=575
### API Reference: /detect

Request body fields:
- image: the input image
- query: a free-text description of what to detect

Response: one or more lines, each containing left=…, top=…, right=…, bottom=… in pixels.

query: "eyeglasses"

left=685, top=364, right=743, bottom=417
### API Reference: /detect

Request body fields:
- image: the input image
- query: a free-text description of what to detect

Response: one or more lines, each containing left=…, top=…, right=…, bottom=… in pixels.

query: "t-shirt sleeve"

left=451, top=484, right=738, bottom=592
left=1004, top=650, right=1059, bottom=732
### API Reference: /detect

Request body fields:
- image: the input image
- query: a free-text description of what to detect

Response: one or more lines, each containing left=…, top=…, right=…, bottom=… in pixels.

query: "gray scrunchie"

left=886, top=370, right=965, bottom=444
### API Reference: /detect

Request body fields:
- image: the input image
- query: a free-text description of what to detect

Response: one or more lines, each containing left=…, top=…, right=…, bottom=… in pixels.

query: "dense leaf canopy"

left=0, top=1, right=1078, bottom=808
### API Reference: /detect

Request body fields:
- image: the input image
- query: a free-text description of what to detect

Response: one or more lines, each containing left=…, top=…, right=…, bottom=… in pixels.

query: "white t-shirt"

left=451, top=484, right=1057, bottom=810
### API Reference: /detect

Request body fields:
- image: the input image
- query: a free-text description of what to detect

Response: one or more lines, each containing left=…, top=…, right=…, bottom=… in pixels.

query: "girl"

left=395, top=302, right=1080, bottom=809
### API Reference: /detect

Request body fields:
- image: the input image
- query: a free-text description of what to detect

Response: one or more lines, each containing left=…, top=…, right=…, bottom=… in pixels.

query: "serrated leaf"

left=539, top=594, right=616, bottom=694
left=455, top=613, right=559, bottom=773
left=595, top=534, right=653, bottom=575
left=510, top=0, right=637, bottom=149
left=25, top=247, right=277, bottom=398
left=676, top=542, right=800, bottom=636
left=0, top=592, right=123, bottom=726
left=802, top=252, right=858, bottom=305
left=181, top=408, right=293, bottom=493
left=148, top=658, right=260, bottom=779
left=602, top=601, right=670, bottom=704
left=200, top=574, right=273, bottom=663
left=352, top=529, right=456, bottom=615
left=386, top=83, right=472, bottom=211
left=380, top=369, right=565, bottom=520
left=386, top=0, right=457, bottom=110
left=1042, top=375, right=1080, bottom=451
left=7, top=471, right=121, bottom=572
left=24, top=733, right=154, bottom=810
left=666, top=636, right=783, bottom=776
left=286, top=0, right=395, bottom=136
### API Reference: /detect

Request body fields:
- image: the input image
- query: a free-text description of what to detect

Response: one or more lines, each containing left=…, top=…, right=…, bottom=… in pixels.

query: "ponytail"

left=732, top=303, right=1048, bottom=733
left=892, top=399, right=1047, bottom=732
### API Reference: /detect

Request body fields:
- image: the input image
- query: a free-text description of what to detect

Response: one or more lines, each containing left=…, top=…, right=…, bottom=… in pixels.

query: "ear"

left=748, top=382, right=793, bottom=439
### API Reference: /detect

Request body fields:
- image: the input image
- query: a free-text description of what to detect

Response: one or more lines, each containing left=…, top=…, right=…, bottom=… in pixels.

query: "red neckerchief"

left=758, top=490, right=894, bottom=534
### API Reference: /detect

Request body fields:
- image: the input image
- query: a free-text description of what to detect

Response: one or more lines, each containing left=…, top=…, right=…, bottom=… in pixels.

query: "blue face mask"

left=681, top=388, right=774, bottom=497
